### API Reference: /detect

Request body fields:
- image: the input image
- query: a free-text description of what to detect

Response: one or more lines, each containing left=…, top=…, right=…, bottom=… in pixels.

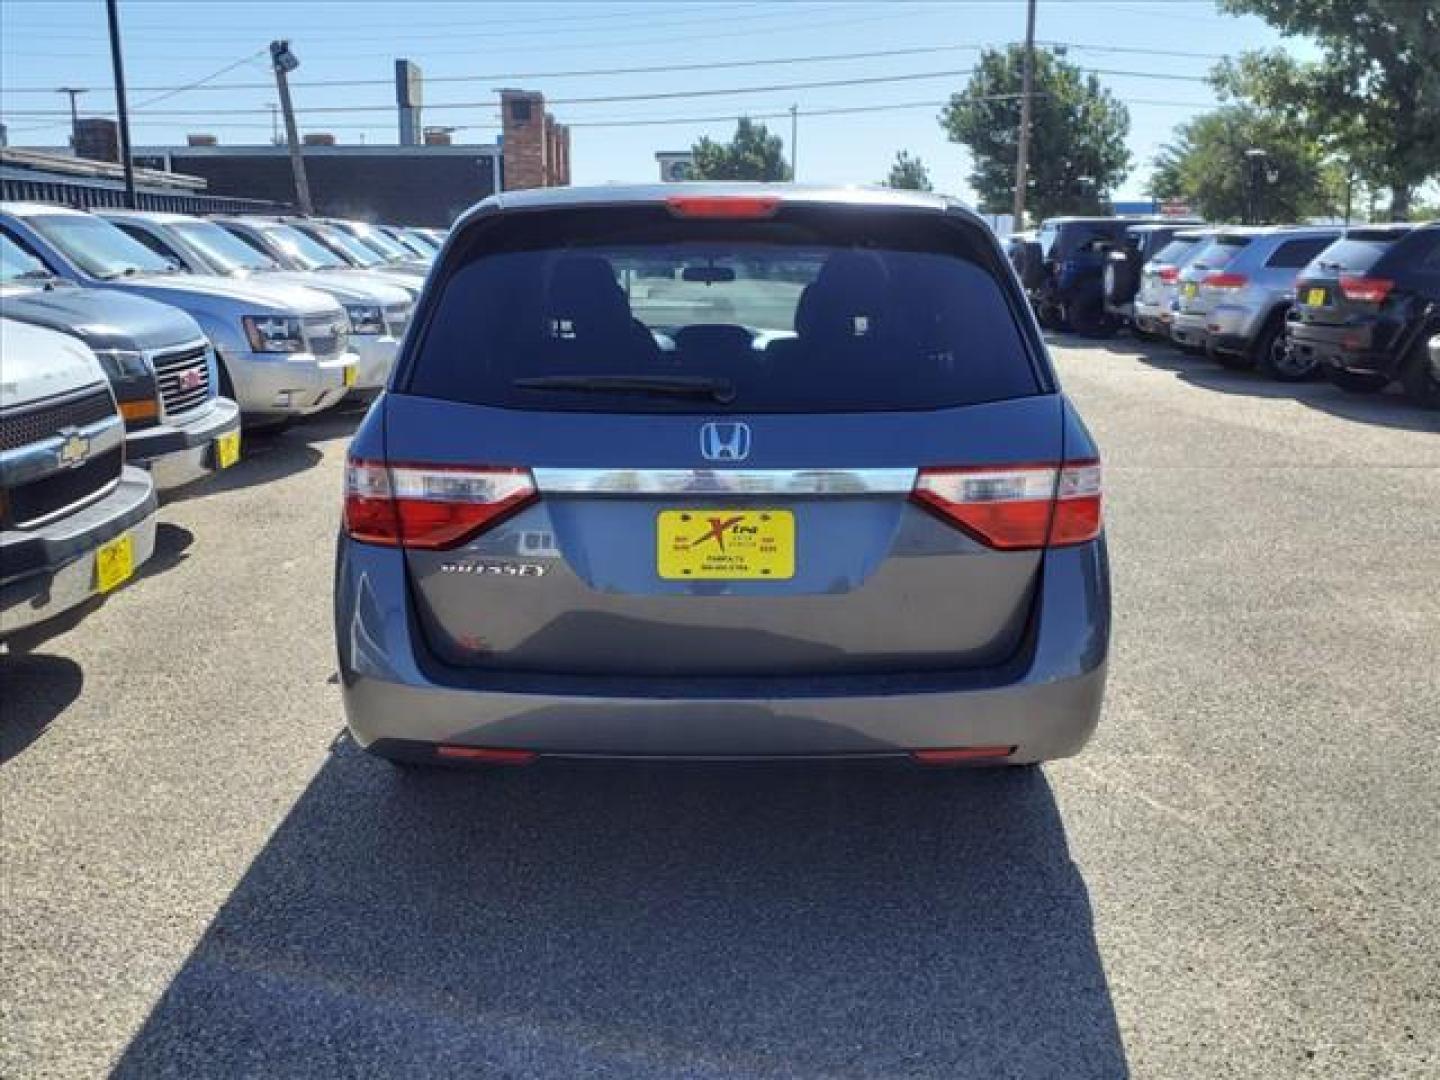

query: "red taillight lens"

left=343, top=459, right=536, bottom=549
left=1158, top=266, right=1179, bottom=284
left=1338, top=275, right=1394, bottom=304
left=665, top=195, right=780, bottom=219
left=1203, top=272, right=1248, bottom=289
left=911, top=461, right=1102, bottom=550
left=912, top=746, right=1016, bottom=765
left=435, top=745, right=538, bottom=765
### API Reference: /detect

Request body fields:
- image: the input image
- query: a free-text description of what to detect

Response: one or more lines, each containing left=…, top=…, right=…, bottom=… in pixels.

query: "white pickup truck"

left=0, top=318, right=157, bottom=649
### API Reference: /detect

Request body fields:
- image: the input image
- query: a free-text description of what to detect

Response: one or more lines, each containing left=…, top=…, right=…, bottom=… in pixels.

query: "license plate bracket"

left=657, top=509, right=795, bottom=580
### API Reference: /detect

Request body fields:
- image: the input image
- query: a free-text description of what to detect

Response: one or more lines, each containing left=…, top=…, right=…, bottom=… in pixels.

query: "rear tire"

left=1254, top=312, right=1314, bottom=382
left=1325, top=368, right=1390, bottom=395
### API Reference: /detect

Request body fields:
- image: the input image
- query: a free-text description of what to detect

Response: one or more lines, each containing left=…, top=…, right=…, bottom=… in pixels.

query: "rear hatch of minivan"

left=356, top=195, right=1097, bottom=679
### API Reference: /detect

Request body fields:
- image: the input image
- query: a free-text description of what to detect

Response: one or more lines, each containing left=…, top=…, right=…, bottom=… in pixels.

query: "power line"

left=131, top=49, right=267, bottom=110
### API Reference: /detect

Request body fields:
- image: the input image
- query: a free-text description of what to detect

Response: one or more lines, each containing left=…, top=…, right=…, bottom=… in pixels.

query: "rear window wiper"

left=513, top=374, right=737, bottom=403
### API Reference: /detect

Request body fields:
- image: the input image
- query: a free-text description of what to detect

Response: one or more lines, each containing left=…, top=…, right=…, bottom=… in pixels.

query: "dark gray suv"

left=334, top=185, right=1110, bottom=769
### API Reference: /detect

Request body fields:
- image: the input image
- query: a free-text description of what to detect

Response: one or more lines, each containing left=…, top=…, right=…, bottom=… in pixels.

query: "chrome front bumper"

left=222, top=349, right=358, bottom=420
left=127, top=397, right=242, bottom=492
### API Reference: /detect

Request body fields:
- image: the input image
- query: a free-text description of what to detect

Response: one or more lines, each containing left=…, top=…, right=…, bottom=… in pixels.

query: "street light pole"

left=270, top=40, right=313, bottom=215
left=1012, top=0, right=1038, bottom=230
left=1244, top=148, right=1267, bottom=226
left=103, top=0, right=136, bottom=208
left=789, top=103, right=798, bottom=181
left=56, top=87, right=88, bottom=152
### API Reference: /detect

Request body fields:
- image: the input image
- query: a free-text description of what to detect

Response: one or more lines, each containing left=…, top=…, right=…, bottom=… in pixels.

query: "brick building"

left=499, top=89, right=571, bottom=190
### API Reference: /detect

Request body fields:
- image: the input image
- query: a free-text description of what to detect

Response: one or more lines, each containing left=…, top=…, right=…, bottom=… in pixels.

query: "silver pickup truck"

left=1, top=318, right=157, bottom=649
left=1, top=203, right=357, bottom=426
left=2, top=232, right=241, bottom=491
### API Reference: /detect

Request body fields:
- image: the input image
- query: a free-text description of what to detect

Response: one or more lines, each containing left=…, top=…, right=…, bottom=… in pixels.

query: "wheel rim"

left=1272, top=334, right=1312, bottom=376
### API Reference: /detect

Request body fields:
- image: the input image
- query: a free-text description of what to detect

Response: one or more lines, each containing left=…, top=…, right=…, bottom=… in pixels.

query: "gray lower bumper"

left=335, top=541, right=1111, bottom=763
left=127, top=397, right=242, bottom=492
left=0, top=467, right=158, bottom=640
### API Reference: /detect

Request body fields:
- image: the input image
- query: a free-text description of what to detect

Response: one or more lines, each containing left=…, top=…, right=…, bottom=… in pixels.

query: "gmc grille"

left=152, top=343, right=212, bottom=418
left=3, top=445, right=123, bottom=529
left=0, top=386, right=115, bottom=454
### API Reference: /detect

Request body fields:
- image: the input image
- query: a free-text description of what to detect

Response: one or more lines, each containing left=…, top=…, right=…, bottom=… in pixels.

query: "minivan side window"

left=1266, top=237, right=1336, bottom=269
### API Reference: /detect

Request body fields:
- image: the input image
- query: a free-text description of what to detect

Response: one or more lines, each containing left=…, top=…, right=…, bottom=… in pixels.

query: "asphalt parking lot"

left=2, top=337, right=1437, bottom=1079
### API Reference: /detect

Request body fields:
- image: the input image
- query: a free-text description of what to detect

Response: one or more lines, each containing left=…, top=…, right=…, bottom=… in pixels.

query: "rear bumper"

left=1132, top=299, right=1166, bottom=335
left=126, top=396, right=242, bottom=492
left=0, top=466, right=157, bottom=640
left=1286, top=321, right=1395, bottom=376
left=1169, top=311, right=1209, bottom=348
left=334, top=539, right=1111, bottom=763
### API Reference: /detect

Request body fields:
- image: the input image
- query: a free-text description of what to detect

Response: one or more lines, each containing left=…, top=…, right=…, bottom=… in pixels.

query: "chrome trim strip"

left=532, top=467, right=917, bottom=495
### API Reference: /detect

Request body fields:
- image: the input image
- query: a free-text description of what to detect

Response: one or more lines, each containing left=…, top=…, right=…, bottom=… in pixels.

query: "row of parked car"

left=0, top=203, right=445, bottom=651
left=1010, top=216, right=1440, bottom=409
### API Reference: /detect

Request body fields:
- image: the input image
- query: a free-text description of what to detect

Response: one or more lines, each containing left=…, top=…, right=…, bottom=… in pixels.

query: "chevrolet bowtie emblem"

left=57, top=429, right=90, bottom=468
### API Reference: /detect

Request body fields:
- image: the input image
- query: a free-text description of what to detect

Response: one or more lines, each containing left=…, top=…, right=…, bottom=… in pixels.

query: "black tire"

left=1325, top=368, right=1390, bottom=394
left=1254, top=312, right=1315, bottom=382
left=1206, top=336, right=1254, bottom=370
left=1399, top=334, right=1440, bottom=409
left=1018, top=242, right=1046, bottom=290
left=1066, top=296, right=1116, bottom=339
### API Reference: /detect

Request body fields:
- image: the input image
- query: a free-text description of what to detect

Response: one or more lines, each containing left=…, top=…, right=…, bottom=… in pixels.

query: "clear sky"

left=1, top=0, right=1309, bottom=201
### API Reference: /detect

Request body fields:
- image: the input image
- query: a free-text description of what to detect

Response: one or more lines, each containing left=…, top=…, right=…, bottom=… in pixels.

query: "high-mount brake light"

left=911, top=461, right=1102, bottom=550
left=1338, top=275, right=1394, bottom=304
left=343, top=458, right=536, bottom=549
left=665, top=195, right=781, bottom=220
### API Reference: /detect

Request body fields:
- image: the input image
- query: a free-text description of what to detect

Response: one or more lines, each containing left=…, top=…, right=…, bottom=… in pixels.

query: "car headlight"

left=93, top=348, right=151, bottom=380
left=345, top=304, right=385, bottom=335
left=242, top=315, right=305, bottom=353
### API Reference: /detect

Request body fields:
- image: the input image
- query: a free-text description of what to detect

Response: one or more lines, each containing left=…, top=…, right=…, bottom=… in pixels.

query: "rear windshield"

left=1189, top=236, right=1249, bottom=269
left=1311, top=234, right=1403, bottom=274
left=405, top=206, right=1040, bottom=413
left=1151, top=238, right=1199, bottom=265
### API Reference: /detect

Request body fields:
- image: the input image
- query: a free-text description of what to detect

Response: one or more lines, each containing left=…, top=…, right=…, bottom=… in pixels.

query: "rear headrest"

left=545, top=256, right=633, bottom=336
left=795, top=250, right=889, bottom=341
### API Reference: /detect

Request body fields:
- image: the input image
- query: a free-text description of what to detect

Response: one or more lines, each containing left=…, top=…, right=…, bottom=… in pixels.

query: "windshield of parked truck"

left=309, top=224, right=385, bottom=267
left=254, top=224, right=347, bottom=270
left=346, top=225, right=413, bottom=262
left=172, top=221, right=280, bottom=273
left=27, top=213, right=177, bottom=279
left=0, top=232, right=53, bottom=282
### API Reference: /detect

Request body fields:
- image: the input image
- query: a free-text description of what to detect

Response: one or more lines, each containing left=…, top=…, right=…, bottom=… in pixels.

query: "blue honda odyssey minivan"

left=335, top=184, right=1110, bottom=770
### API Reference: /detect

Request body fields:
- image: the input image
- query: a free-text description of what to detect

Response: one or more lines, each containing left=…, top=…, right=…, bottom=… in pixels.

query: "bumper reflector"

left=435, top=745, right=538, bottom=765
left=911, top=746, right=1016, bottom=765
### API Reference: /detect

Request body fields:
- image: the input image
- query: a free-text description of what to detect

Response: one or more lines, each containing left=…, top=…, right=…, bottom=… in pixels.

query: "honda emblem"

left=699, top=421, right=751, bottom=462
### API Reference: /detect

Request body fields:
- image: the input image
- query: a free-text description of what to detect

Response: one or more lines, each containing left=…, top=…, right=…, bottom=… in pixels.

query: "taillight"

left=1338, top=275, right=1394, bottom=304
left=911, top=461, right=1102, bottom=550
left=665, top=195, right=780, bottom=219
left=1158, top=266, right=1179, bottom=284
left=1203, top=272, right=1248, bottom=289
left=343, top=458, right=537, bottom=549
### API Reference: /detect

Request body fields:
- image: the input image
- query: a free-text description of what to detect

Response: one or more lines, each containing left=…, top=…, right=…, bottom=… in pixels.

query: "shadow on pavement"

left=0, top=653, right=83, bottom=765
left=139, top=523, right=195, bottom=581
left=112, top=745, right=1128, bottom=1078
left=1051, top=331, right=1440, bottom=435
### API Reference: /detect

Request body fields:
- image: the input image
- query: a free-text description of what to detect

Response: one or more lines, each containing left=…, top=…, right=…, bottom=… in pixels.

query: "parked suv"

left=322, top=219, right=430, bottom=277
left=1131, top=229, right=1213, bottom=338
left=1179, top=226, right=1345, bottom=380
left=1023, top=216, right=1137, bottom=335
left=335, top=185, right=1110, bottom=769
left=286, top=219, right=427, bottom=289
left=1289, top=223, right=1440, bottom=407
left=101, top=211, right=412, bottom=400
left=1, top=318, right=157, bottom=649
left=2, top=232, right=241, bottom=491
left=1, top=203, right=357, bottom=426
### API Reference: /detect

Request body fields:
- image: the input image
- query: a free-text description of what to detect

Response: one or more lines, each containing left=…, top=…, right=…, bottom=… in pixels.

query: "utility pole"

left=270, top=40, right=313, bottom=215
left=789, top=104, right=798, bottom=181
left=1012, top=0, right=1037, bottom=230
left=103, top=0, right=136, bottom=208
left=56, top=87, right=88, bottom=151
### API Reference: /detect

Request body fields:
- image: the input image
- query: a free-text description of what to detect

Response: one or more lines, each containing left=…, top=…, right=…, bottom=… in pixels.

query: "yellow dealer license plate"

left=342, top=364, right=357, bottom=387
left=1306, top=287, right=1327, bottom=307
left=1183, top=282, right=1198, bottom=299
left=95, top=534, right=135, bottom=594
left=214, top=430, right=241, bottom=470
left=657, top=509, right=794, bottom=580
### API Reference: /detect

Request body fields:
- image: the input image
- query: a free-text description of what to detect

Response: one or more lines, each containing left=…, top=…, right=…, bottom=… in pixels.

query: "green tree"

left=1214, top=0, right=1440, bottom=220
left=689, top=118, right=790, bottom=182
left=1147, top=105, right=1330, bottom=223
left=883, top=151, right=933, bottom=191
left=940, top=45, right=1130, bottom=224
